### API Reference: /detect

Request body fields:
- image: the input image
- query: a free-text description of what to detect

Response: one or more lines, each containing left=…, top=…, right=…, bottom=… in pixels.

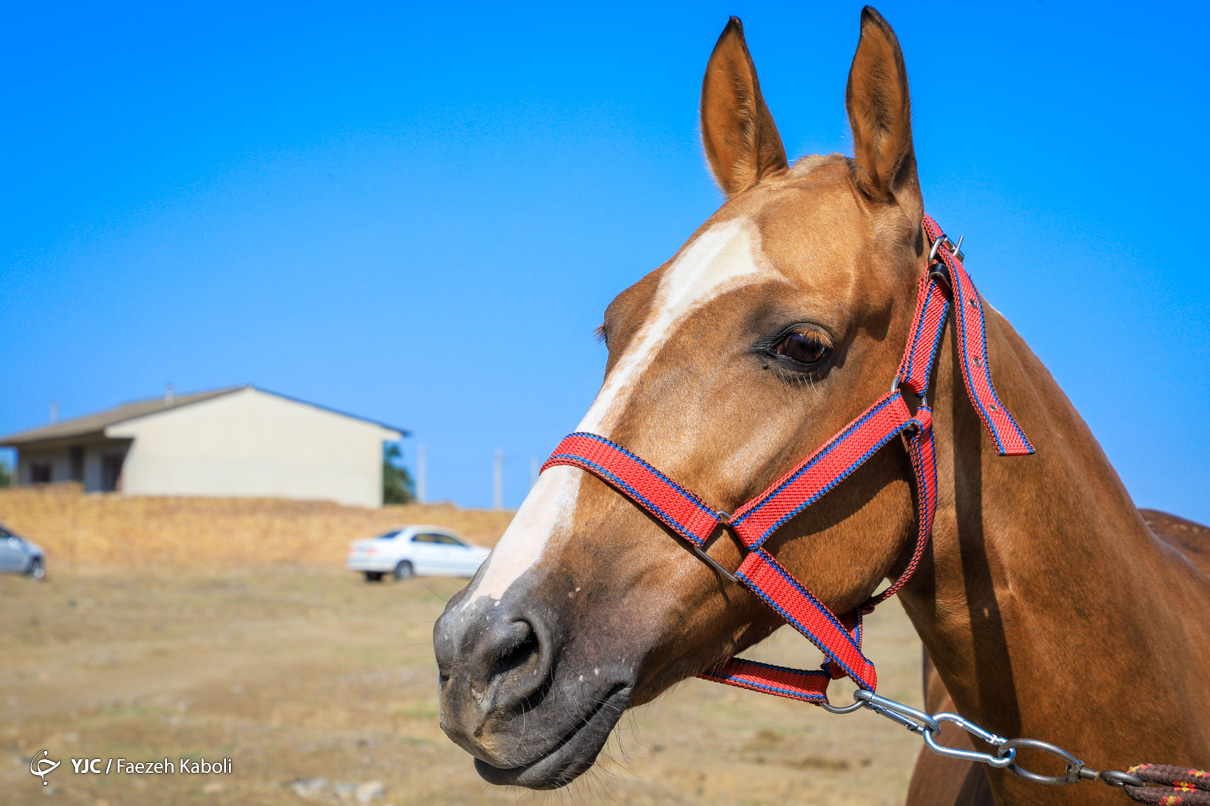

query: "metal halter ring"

left=892, top=373, right=929, bottom=413
left=997, top=738, right=1086, bottom=785
left=692, top=514, right=740, bottom=583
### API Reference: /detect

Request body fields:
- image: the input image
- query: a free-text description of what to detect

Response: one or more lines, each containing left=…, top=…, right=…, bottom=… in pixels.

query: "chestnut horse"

left=434, top=8, right=1210, bottom=804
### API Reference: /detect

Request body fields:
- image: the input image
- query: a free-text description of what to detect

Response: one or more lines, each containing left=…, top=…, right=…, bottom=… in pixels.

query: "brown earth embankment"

left=0, top=484, right=513, bottom=569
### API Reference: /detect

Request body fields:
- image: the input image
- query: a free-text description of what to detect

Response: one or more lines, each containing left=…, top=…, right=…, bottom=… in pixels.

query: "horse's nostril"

left=486, top=621, right=543, bottom=706
left=473, top=617, right=553, bottom=715
left=491, top=621, right=541, bottom=683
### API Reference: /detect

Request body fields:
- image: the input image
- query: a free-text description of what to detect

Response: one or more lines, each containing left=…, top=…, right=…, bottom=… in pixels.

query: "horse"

left=433, top=8, right=1210, bottom=804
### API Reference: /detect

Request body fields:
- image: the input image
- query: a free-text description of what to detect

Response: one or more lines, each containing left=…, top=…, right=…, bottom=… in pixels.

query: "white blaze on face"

left=464, top=219, right=769, bottom=604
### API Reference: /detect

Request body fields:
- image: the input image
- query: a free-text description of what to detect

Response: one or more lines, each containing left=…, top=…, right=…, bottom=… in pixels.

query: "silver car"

left=0, top=524, right=45, bottom=580
left=347, top=525, right=490, bottom=582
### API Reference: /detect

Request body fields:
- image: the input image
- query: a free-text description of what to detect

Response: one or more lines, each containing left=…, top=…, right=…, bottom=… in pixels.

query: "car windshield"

left=374, top=530, right=403, bottom=540
left=412, top=533, right=467, bottom=546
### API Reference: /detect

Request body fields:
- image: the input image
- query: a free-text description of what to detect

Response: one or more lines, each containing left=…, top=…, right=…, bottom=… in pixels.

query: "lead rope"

left=1125, top=766, right=1210, bottom=805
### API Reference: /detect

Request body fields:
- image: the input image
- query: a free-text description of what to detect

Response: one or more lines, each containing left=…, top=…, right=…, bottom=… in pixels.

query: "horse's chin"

left=472, top=683, right=632, bottom=789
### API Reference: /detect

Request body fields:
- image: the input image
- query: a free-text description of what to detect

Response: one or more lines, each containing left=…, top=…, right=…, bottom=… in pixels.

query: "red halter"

left=541, top=214, right=1033, bottom=705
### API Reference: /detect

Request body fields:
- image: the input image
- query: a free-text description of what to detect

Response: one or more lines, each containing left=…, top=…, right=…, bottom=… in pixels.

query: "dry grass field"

left=0, top=488, right=925, bottom=805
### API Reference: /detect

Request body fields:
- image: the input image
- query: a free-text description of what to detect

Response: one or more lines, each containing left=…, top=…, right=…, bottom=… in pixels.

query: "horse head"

left=435, top=7, right=933, bottom=788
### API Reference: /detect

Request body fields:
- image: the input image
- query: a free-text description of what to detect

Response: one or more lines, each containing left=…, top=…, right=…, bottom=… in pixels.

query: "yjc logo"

left=29, top=749, right=60, bottom=786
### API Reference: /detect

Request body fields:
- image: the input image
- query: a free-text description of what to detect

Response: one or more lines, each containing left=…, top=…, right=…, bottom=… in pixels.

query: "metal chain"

left=822, top=690, right=1146, bottom=792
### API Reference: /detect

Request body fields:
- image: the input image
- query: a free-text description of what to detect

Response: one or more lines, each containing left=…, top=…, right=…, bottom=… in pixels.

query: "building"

left=0, top=386, right=405, bottom=508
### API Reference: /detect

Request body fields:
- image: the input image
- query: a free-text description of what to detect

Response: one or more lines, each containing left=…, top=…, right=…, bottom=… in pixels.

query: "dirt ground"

left=1, top=566, right=925, bottom=805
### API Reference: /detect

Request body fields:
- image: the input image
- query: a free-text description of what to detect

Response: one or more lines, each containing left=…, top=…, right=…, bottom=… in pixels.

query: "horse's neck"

left=897, top=306, right=1210, bottom=790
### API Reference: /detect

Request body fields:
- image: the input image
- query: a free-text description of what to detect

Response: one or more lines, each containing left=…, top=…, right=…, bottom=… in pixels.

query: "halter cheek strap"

left=541, top=215, right=1032, bottom=705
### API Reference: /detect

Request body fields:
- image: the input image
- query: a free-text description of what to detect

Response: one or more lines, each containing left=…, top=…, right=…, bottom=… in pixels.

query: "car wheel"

left=393, top=561, right=414, bottom=581
left=26, top=558, right=45, bottom=581
left=364, top=571, right=384, bottom=583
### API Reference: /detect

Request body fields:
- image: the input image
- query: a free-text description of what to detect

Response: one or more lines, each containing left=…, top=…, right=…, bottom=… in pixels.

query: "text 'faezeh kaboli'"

left=70, top=757, right=233, bottom=775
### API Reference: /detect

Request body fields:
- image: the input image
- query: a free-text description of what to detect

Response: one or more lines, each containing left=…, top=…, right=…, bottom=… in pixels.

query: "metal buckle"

left=927, top=233, right=964, bottom=264
left=692, top=514, right=739, bottom=583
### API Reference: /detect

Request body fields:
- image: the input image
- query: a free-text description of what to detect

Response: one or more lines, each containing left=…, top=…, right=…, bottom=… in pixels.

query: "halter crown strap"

left=918, top=214, right=1034, bottom=456
left=540, top=215, right=1029, bottom=705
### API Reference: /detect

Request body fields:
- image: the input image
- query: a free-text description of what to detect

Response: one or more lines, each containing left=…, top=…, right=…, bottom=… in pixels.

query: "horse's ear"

left=845, top=7, right=922, bottom=225
left=700, top=17, right=788, bottom=196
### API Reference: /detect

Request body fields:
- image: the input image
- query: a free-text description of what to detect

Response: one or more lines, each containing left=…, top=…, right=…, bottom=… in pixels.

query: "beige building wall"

left=104, top=388, right=400, bottom=508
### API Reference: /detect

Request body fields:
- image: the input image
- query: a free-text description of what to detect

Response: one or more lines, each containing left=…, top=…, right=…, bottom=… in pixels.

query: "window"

left=101, top=455, right=123, bottom=492
left=30, top=464, right=52, bottom=484
left=70, top=446, right=84, bottom=482
left=413, top=533, right=465, bottom=545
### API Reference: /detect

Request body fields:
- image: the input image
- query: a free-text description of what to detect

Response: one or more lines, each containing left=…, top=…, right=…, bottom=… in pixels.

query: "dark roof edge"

left=0, top=386, right=244, bottom=446
left=104, top=385, right=410, bottom=438
left=246, top=386, right=410, bottom=438
left=0, top=385, right=409, bottom=446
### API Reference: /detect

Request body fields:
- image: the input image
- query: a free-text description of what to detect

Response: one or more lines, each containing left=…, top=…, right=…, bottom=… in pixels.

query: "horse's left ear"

left=700, top=17, right=788, bottom=196
left=846, top=7, right=922, bottom=226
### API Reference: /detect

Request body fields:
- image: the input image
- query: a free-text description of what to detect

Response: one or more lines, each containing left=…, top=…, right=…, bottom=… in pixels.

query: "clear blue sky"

left=3, top=2, right=1208, bottom=518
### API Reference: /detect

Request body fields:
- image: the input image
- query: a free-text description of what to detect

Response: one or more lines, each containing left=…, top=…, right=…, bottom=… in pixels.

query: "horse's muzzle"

left=433, top=584, right=632, bottom=788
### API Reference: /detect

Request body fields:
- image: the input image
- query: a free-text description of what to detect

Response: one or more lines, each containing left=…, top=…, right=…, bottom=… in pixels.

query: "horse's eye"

left=773, top=331, right=831, bottom=366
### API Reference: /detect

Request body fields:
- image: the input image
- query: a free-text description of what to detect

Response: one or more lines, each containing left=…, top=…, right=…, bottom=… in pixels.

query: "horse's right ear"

left=700, top=17, right=788, bottom=196
left=845, top=7, right=922, bottom=226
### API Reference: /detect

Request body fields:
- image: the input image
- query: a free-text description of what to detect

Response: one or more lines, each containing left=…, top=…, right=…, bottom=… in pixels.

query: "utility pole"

left=416, top=444, right=427, bottom=504
left=493, top=449, right=504, bottom=510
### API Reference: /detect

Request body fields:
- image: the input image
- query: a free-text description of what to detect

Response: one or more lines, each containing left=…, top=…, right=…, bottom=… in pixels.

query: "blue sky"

left=2, top=2, right=1208, bottom=518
